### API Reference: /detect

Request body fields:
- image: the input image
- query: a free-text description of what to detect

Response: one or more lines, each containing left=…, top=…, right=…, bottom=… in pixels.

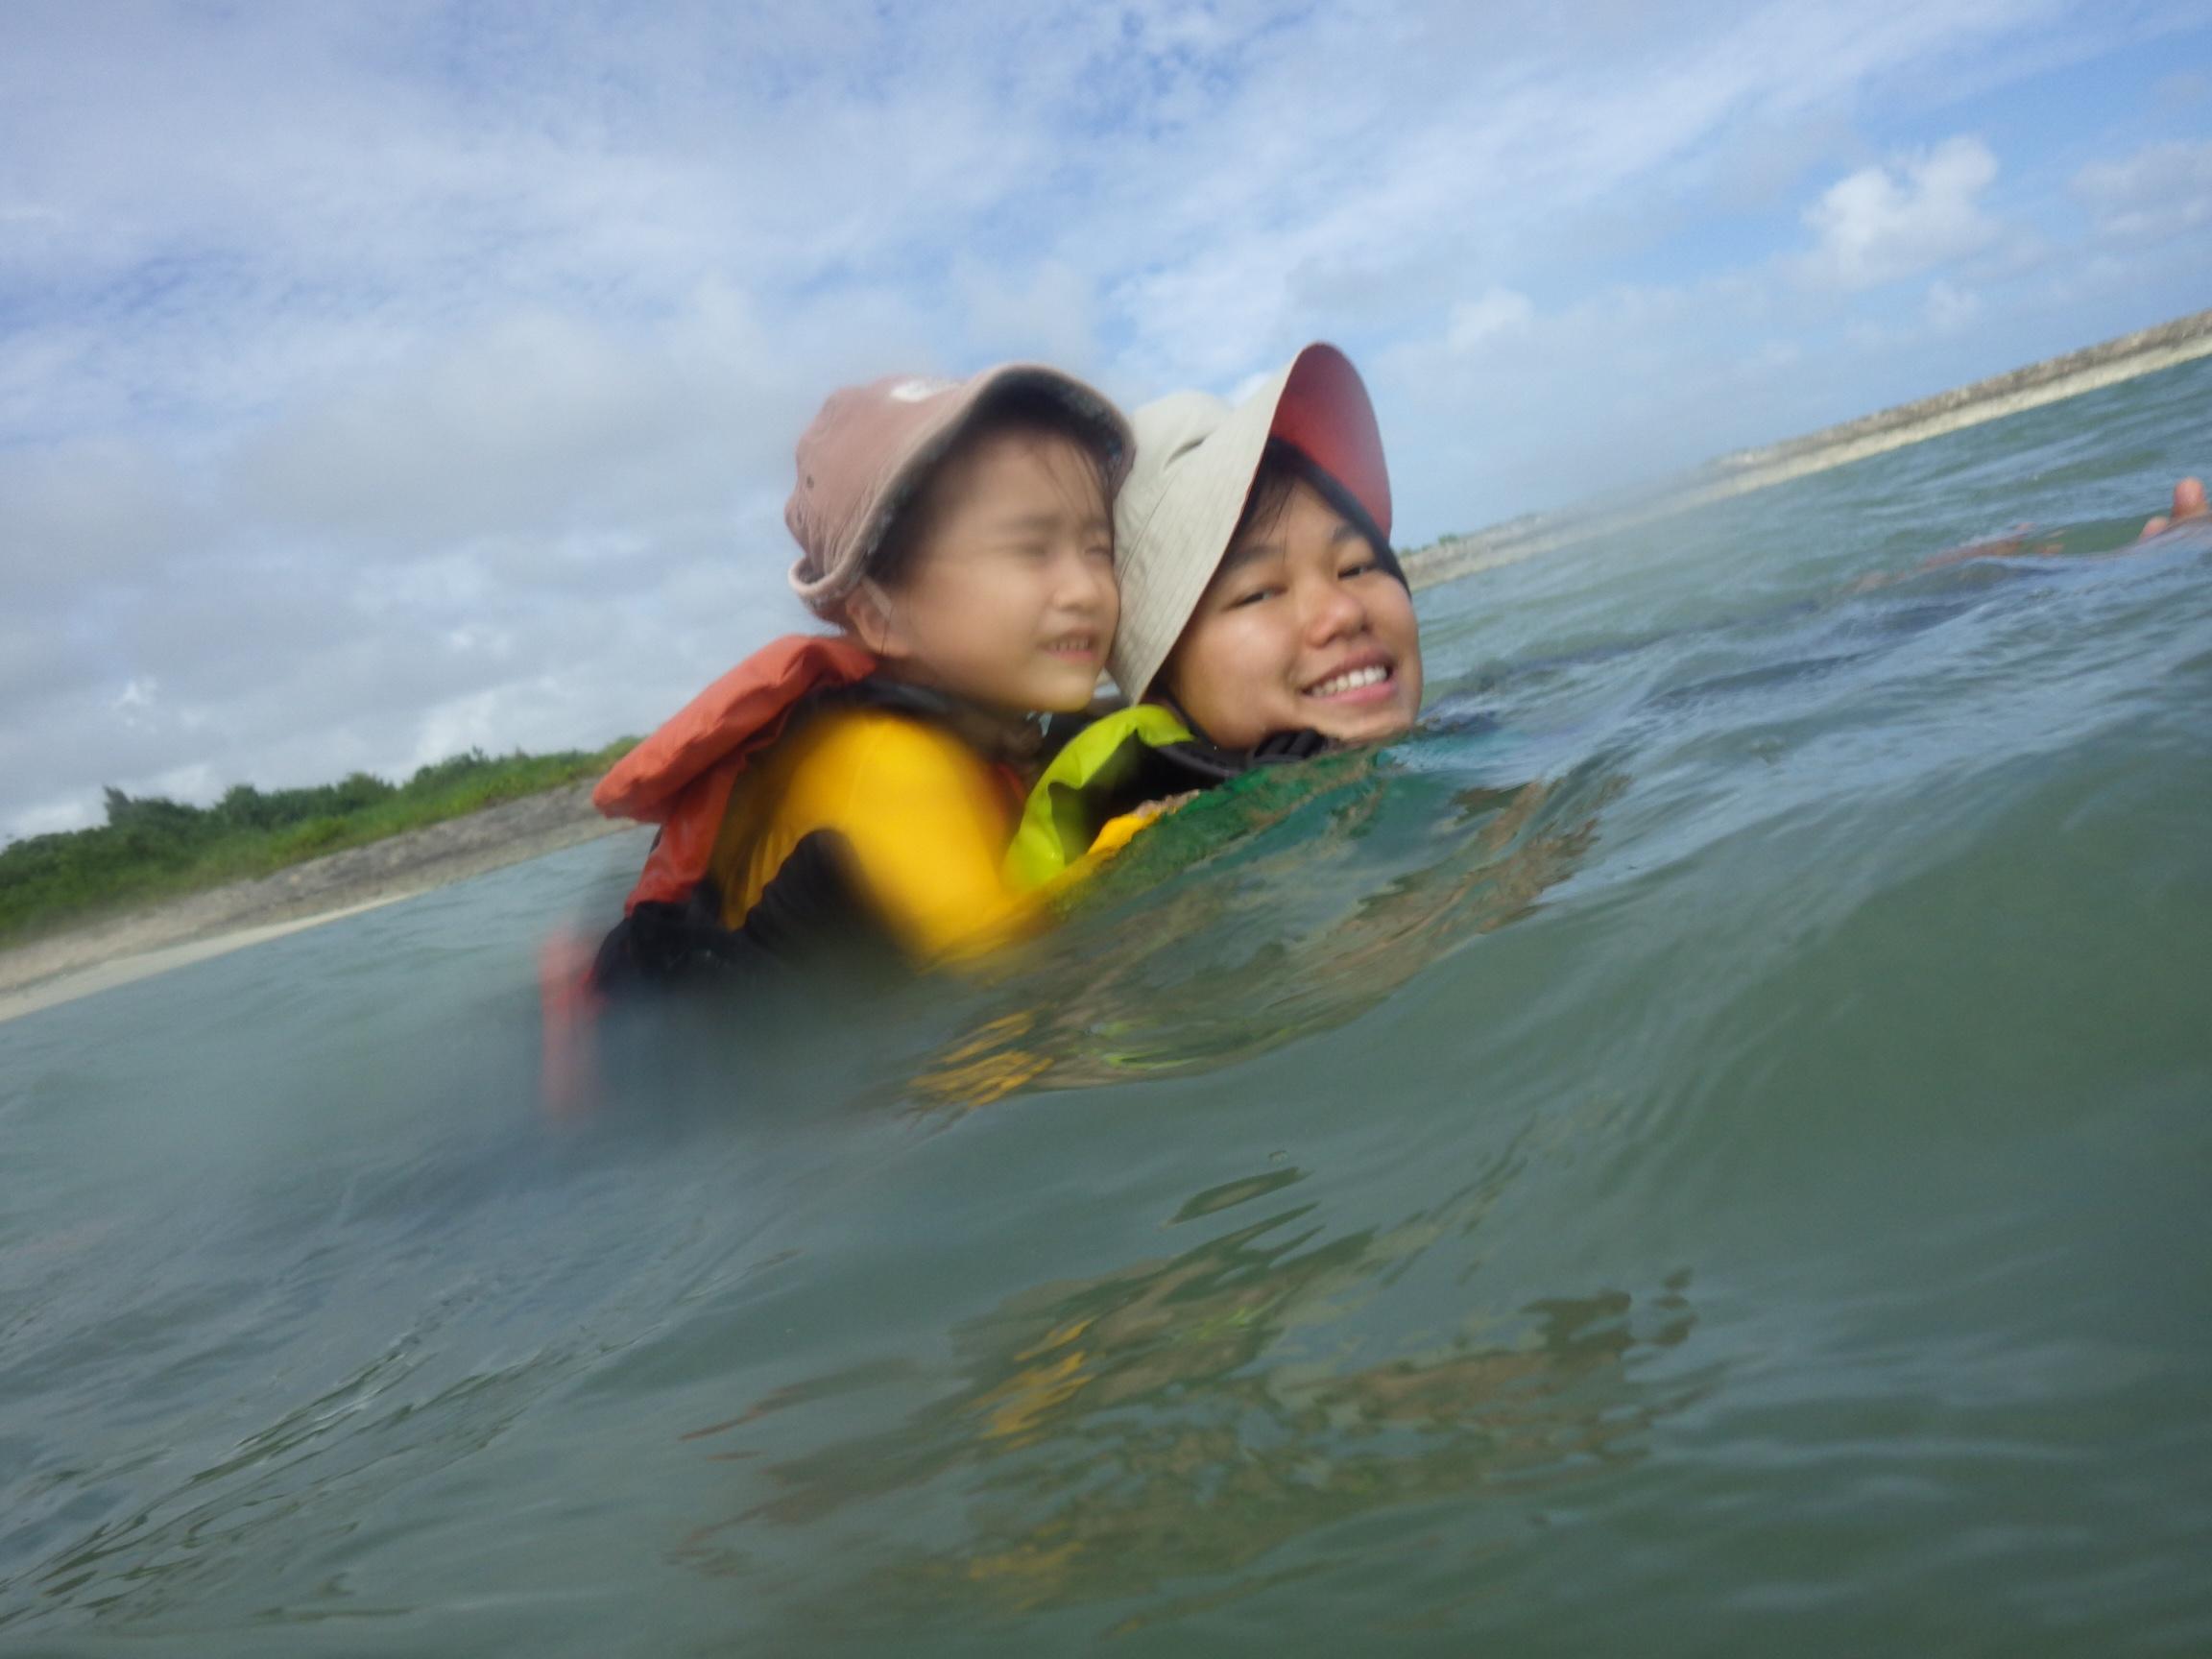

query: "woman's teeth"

left=1306, top=663, right=1390, bottom=697
left=1047, top=635, right=1097, bottom=656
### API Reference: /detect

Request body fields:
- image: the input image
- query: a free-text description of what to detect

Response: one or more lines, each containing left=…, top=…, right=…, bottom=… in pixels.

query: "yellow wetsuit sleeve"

left=783, top=712, right=1033, bottom=963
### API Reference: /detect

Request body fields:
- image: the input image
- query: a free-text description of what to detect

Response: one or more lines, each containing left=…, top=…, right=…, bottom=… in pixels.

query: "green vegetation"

left=0, top=740, right=636, bottom=944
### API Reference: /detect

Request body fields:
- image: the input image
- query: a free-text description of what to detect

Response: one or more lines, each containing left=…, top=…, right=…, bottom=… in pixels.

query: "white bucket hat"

left=1108, top=343, right=1393, bottom=700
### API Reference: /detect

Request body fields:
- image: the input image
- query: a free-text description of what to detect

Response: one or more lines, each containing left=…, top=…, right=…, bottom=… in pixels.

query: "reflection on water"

left=5, top=361, right=2209, bottom=1653
left=673, top=1155, right=1712, bottom=1620
left=916, top=752, right=1614, bottom=1107
left=12, top=1281, right=582, bottom=1630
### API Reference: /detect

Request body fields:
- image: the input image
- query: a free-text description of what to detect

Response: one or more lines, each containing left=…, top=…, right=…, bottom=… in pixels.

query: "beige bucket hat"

left=785, top=364, right=1133, bottom=617
left=1108, top=343, right=1392, bottom=699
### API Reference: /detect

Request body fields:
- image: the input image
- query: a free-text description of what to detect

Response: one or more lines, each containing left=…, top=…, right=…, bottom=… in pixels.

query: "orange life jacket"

left=593, top=634, right=879, bottom=913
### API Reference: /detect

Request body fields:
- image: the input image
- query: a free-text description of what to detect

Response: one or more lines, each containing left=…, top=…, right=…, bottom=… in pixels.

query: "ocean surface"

left=4, top=357, right=2208, bottom=1656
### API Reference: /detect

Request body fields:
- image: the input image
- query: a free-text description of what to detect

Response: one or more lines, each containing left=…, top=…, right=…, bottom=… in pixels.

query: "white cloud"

left=409, top=682, right=564, bottom=772
left=951, top=258, right=1099, bottom=369
left=6, top=797, right=105, bottom=839
left=143, top=761, right=221, bottom=805
left=4, top=1, right=2211, bottom=835
left=2073, top=137, right=2212, bottom=240
left=1799, top=135, right=2002, bottom=289
left=1925, top=278, right=1984, bottom=331
left=1447, top=288, right=1536, bottom=353
left=110, top=678, right=159, bottom=728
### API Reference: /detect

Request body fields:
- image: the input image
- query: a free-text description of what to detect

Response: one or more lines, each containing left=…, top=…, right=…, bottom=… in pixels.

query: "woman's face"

left=1159, top=476, right=1423, bottom=749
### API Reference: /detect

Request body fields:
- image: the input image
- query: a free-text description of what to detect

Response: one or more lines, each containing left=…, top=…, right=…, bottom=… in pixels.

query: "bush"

left=0, top=737, right=637, bottom=944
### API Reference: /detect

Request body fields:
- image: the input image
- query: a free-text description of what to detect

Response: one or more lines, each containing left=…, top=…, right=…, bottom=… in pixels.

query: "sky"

left=3, top=0, right=2210, bottom=839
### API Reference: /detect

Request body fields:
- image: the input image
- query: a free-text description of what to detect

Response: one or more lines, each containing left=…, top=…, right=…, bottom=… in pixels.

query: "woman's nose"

left=1303, top=575, right=1366, bottom=643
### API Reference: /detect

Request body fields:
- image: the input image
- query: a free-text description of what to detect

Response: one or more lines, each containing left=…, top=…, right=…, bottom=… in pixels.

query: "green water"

left=4, top=359, right=2209, bottom=1654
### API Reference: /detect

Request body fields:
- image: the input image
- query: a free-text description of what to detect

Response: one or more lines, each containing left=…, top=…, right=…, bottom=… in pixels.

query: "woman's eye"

left=1342, top=559, right=1380, bottom=579
left=1226, top=588, right=1276, bottom=609
left=1085, top=541, right=1115, bottom=564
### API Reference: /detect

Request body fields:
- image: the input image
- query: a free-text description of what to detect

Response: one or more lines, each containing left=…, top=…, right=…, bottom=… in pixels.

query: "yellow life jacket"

left=589, top=639, right=1037, bottom=992
left=708, top=704, right=1031, bottom=964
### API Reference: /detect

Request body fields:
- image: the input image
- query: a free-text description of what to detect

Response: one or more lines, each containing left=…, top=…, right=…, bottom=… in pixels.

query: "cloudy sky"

left=4, top=0, right=2209, bottom=837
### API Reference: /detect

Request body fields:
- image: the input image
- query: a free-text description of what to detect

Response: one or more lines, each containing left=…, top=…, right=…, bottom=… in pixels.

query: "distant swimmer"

left=1899, top=473, right=2207, bottom=575
left=2138, top=475, right=2207, bottom=540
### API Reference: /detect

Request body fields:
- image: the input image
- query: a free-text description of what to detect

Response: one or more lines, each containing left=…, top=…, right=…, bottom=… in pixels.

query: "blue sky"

left=2, top=0, right=2209, bottom=836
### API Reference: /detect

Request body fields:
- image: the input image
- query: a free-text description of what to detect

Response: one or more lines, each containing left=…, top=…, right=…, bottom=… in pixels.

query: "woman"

left=915, top=346, right=1526, bottom=1106
left=1007, top=347, right=2206, bottom=889
left=1007, top=343, right=1426, bottom=886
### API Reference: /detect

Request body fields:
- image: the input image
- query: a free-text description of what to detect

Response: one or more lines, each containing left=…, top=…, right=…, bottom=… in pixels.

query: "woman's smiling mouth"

left=1303, top=659, right=1395, bottom=700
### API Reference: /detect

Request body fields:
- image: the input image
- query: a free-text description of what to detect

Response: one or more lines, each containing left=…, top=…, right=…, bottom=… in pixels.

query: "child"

left=1006, top=344, right=1422, bottom=887
left=590, top=365, right=1130, bottom=991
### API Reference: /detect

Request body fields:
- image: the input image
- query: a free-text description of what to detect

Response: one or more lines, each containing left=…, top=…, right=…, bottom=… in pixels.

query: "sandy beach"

left=1403, top=306, right=2212, bottom=589
left=0, top=781, right=646, bottom=1024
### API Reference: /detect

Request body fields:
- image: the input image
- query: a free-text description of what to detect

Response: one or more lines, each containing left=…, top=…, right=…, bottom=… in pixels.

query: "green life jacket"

left=1003, top=704, right=1192, bottom=890
left=1003, top=705, right=1338, bottom=890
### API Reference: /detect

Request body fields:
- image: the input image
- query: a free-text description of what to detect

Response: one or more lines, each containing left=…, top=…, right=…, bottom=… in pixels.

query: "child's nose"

left=1056, top=548, right=1114, bottom=612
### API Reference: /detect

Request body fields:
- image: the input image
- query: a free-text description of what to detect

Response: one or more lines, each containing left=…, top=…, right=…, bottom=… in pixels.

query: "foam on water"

left=3, top=358, right=2209, bottom=1654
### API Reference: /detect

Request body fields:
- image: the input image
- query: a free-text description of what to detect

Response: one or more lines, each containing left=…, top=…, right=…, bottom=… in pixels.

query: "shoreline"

left=0, top=781, right=645, bottom=1025
left=9, top=307, right=2207, bottom=1025
left=1402, top=306, right=2212, bottom=589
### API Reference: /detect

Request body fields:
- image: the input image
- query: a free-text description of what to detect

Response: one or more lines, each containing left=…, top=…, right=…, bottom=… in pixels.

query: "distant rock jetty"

left=1405, top=306, right=2212, bottom=589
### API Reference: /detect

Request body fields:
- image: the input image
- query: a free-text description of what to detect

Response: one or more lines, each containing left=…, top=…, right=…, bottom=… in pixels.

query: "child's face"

left=1161, top=476, right=1422, bottom=749
left=860, top=428, right=1118, bottom=715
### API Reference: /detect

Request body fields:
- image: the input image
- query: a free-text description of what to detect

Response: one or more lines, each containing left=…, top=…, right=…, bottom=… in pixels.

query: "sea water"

left=3, top=357, right=2208, bottom=1655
